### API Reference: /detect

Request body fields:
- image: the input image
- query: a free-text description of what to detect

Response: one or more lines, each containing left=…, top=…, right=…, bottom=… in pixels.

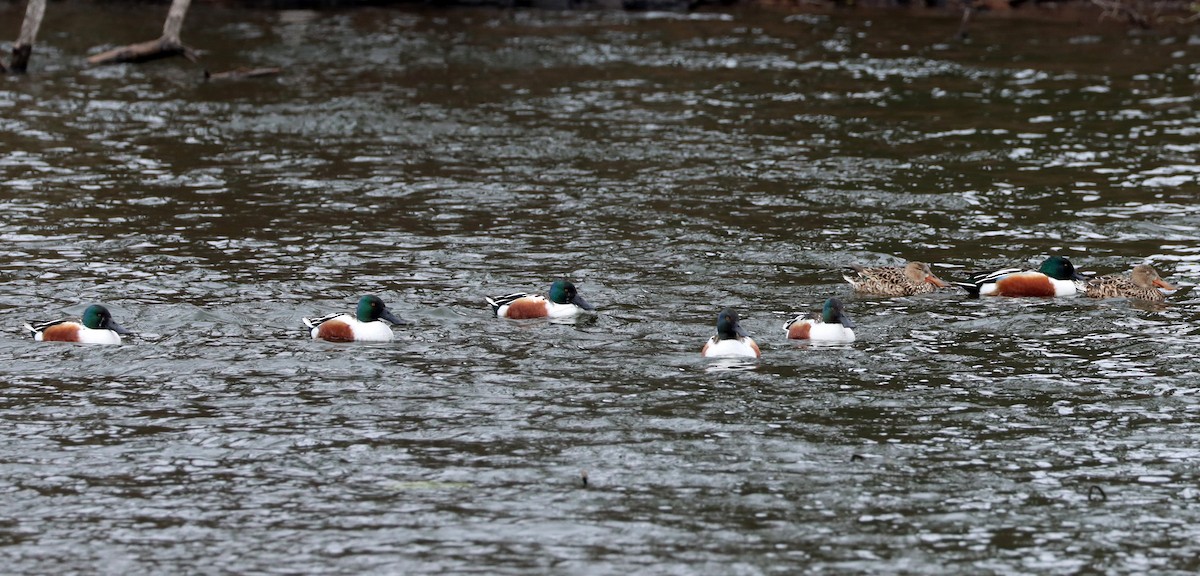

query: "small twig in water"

left=581, top=469, right=589, bottom=487
left=203, top=67, right=282, bottom=81
left=1088, top=485, right=1107, bottom=502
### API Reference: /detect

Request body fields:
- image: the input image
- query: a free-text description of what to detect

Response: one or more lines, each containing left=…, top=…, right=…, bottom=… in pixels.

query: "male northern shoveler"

left=843, top=261, right=950, bottom=296
left=304, top=295, right=406, bottom=342
left=24, top=304, right=131, bottom=344
left=784, top=298, right=856, bottom=342
left=953, top=255, right=1088, bottom=297
left=487, top=279, right=595, bottom=319
left=1085, top=264, right=1177, bottom=301
left=701, top=308, right=761, bottom=358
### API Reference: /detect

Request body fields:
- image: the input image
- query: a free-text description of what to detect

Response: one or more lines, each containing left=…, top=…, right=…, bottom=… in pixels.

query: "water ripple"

left=2, top=4, right=1199, bottom=574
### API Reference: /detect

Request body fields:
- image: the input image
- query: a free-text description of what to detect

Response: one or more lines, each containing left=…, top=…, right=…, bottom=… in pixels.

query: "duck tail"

left=485, top=292, right=526, bottom=317
left=841, top=265, right=865, bottom=286
left=950, top=280, right=983, bottom=297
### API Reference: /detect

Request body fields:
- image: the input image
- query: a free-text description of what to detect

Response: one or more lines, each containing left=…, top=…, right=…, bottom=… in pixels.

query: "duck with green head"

left=487, top=279, right=595, bottom=319
left=304, top=295, right=406, bottom=342
left=24, top=304, right=131, bottom=344
left=784, top=298, right=856, bottom=342
left=701, top=308, right=761, bottom=358
left=953, top=255, right=1088, bottom=297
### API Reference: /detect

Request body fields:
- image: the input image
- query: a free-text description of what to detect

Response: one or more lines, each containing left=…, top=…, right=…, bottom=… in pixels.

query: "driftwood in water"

left=87, top=0, right=197, bottom=65
left=87, top=37, right=197, bottom=65
left=956, top=0, right=974, bottom=39
left=204, top=67, right=282, bottom=80
left=4, top=0, right=46, bottom=73
left=1089, top=0, right=1151, bottom=27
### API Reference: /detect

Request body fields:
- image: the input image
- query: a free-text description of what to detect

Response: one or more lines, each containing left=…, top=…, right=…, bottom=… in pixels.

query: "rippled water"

left=2, top=3, right=1200, bottom=572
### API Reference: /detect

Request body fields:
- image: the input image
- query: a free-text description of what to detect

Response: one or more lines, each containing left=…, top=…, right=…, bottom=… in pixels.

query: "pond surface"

left=2, top=2, right=1200, bottom=573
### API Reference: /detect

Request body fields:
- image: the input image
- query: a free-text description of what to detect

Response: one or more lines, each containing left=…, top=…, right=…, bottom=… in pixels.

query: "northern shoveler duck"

left=24, top=304, right=131, bottom=344
left=784, top=298, right=856, bottom=342
left=487, top=279, right=595, bottom=319
left=304, top=295, right=406, bottom=342
left=701, top=308, right=761, bottom=359
left=1085, top=264, right=1177, bottom=301
left=953, top=255, right=1088, bottom=297
left=843, top=261, right=950, bottom=296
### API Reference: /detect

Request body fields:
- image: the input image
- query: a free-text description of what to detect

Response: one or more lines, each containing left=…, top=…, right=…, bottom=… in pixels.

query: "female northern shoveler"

left=953, top=255, right=1088, bottom=297
left=784, top=298, right=856, bottom=342
left=24, top=304, right=131, bottom=344
left=304, top=295, right=406, bottom=342
left=487, top=279, right=595, bottom=319
left=1085, top=264, right=1177, bottom=301
left=843, top=261, right=950, bottom=296
left=701, top=308, right=761, bottom=358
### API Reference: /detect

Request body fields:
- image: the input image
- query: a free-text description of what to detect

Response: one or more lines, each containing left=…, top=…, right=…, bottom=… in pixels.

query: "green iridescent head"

left=1038, top=256, right=1087, bottom=281
left=82, top=304, right=130, bottom=334
left=821, top=298, right=855, bottom=328
left=356, top=295, right=406, bottom=325
left=715, top=308, right=750, bottom=340
left=548, top=279, right=594, bottom=310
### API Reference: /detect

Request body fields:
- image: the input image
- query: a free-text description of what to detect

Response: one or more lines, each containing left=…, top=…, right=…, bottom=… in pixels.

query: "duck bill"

left=103, top=319, right=132, bottom=335
left=926, top=275, right=950, bottom=288
left=1153, top=279, right=1178, bottom=291
left=734, top=324, right=751, bottom=339
left=837, top=314, right=856, bottom=329
left=1071, top=271, right=1089, bottom=281
left=571, top=294, right=595, bottom=311
left=380, top=309, right=408, bottom=325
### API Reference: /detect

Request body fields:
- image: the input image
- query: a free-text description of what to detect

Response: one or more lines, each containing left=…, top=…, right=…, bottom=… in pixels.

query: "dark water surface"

left=2, top=3, right=1200, bottom=573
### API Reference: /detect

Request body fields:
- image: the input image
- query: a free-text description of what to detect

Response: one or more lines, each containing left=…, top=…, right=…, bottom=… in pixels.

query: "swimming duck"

left=784, top=298, right=856, bottom=342
left=304, top=295, right=406, bottom=342
left=24, top=304, right=131, bottom=344
left=1084, top=264, right=1177, bottom=301
left=487, top=279, right=595, bottom=319
left=954, top=255, right=1088, bottom=297
left=843, top=261, right=950, bottom=296
left=701, top=308, right=761, bottom=358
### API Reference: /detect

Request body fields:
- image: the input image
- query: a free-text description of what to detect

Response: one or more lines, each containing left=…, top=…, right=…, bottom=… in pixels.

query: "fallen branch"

left=1158, top=10, right=1200, bottom=24
left=86, top=0, right=196, bottom=66
left=1090, top=0, right=1151, bottom=27
left=87, top=37, right=196, bottom=65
